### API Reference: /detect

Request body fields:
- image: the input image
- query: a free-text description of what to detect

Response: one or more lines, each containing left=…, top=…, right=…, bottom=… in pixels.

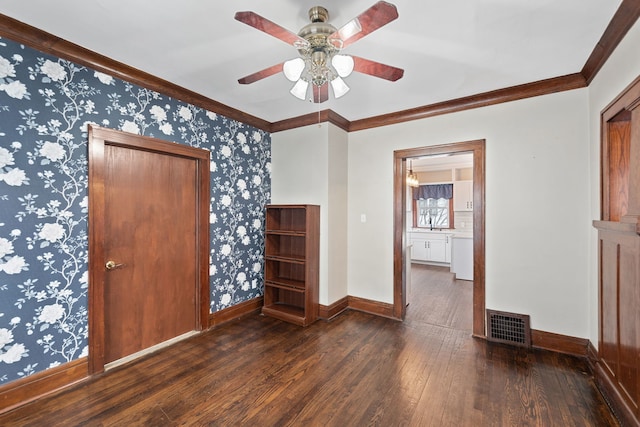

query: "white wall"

left=271, top=123, right=348, bottom=305
left=587, top=19, right=640, bottom=347
left=270, top=19, right=640, bottom=340
left=327, top=124, right=349, bottom=304
left=348, top=90, right=591, bottom=337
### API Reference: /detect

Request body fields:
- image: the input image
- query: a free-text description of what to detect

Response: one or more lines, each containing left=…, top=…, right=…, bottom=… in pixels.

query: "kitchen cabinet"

left=410, top=233, right=451, bottom=263
left=454, top=180, right=473, bottom=211
left=451, top=236, right=473, bottom=280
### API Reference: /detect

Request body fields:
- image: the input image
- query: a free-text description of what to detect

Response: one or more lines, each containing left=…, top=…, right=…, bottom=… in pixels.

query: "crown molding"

left=270, top=109, right=350, bottom=133
left=581, top=0, right=640, bottom=85
left=1, top=0, right=639, bottom=135
left=348, top=74, right=587, bottom=132
left=0, top=14, right=272, bottom=132
left=271, top=0, right=639, bottom=133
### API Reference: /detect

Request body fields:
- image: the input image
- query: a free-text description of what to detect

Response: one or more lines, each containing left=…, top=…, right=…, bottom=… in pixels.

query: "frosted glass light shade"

left=283, top=58, right=305, bottom=82
left=332, top=54, right=354, bottom=78
left=330, top=76, right=350, bottom=98
left=290, top=79, right=309, bottom=100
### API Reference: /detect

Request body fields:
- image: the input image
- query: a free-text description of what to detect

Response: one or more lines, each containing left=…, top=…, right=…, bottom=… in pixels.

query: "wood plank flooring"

left=0, top=264, right=618, bottom=426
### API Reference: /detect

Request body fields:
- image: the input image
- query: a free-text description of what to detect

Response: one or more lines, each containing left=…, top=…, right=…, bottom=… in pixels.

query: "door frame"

left=87, top=125, right=210, bottom=374
left=393, top=139, right=486, bottom=338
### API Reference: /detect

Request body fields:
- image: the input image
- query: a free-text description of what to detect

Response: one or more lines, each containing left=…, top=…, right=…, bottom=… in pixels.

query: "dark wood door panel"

left=88, top=125, right=210, bottom=373
left=104, top=145, right=198, bottom=363
left=599, top=238, right=619, bottom=379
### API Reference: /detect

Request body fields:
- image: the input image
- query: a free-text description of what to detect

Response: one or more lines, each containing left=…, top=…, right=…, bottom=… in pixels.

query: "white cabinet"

left=410, top=233, right=452, bottom=263
left=411, top=235, right=429, bottom=260
left=451, top=236, right=473, bottom=280
left=454, top=180, right=473, bottom=211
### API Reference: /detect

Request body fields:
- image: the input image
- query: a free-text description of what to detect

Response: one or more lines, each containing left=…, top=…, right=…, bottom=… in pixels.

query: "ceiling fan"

left=235, top=1, right=404, bottom=103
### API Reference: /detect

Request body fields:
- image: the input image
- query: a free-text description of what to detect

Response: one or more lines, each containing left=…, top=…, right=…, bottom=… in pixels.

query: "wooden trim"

left=270, top=109, right=350, bottom=133
left=1, top=6, right=635, bottom=134
left=209, top=296, right=264, bottom=327
left=0, top=297, right=262, bottom=415
left=318, top=296, right=349, bottom=320
left=0, top=358, right=88, bottom=414
left=349, top=74, right=586, bottom=132
left=530, top=329, right=589, bottom=357
left=2, top=4, right=636, bottom=135
left=590, top=338, right=640, bottom=425
left=0, top=13, right=270, bottom=132
left=592, top=352, right=640, bottom=426
left=581, top=0, right=640, bottom=85
left=587, top=341, right=599, bottom=372
left=197, top=149, right=212, bottom=330
left=393, top=140, right=487, bottom=337
left=602, top=74, right=640, bottom=124
left=347, top=296, right=395, bottom=319
left=270, top=75, right=586, bottom=133
left=87, top=126, right=210, bottom=374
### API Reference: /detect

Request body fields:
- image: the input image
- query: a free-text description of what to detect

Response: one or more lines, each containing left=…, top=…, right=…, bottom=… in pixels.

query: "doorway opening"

left=393, top=140, right=486, bottom=337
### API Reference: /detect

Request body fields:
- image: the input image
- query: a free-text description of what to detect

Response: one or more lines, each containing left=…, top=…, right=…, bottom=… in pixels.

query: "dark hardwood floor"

left=0, top=264, right=618, bottom=426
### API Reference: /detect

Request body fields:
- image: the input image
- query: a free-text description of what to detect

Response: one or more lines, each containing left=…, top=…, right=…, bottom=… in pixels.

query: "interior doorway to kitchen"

left=393, top=140, right=485, bottom=337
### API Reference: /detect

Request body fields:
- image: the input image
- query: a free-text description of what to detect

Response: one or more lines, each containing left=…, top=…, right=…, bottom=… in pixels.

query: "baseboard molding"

left=347, top=296, right=395, bottom=319
left=209, top=296, right=264, bottom=327
left=588, top=343, right=639, bottom=426
left=0, top=357, right=88, bottom=414
left=319, top=296, right=349, bottom=320
left=0, top=297, right=264, bottom=415
left=586, top=341, right=599, bottom=371
left=530, top=329, right=589, bottom=357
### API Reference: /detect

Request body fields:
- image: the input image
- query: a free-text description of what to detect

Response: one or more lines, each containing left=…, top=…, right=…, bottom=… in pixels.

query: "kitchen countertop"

left=410, top=229, right=472, bottom=238
left=452, top=233, right=473, bottom=239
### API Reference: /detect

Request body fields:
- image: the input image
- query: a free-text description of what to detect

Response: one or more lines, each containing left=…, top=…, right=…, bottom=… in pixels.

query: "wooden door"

left=88, top=126, right=210, bottom=372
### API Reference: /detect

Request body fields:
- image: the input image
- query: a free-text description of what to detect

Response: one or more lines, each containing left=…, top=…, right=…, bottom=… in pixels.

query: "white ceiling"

left=0, top=0, right=622, bottom=123
left=412, top=153, right=473, bottom=171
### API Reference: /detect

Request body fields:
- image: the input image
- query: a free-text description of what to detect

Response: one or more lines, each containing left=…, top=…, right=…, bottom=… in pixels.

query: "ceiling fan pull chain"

left=317, top=85, right=321, bottom=126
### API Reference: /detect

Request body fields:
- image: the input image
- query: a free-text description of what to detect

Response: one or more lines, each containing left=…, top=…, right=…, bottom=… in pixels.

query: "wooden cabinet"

left=454, top=180, right=473, bottom=211
left=410, top=233, right=451, bottom=263
left=592, top=77, right=640, bottom=426
left=263, top=204, right=319, bottom=326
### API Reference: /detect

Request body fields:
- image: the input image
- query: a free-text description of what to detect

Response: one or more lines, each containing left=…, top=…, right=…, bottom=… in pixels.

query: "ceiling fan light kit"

left=235, top=1, right=404, bottom=103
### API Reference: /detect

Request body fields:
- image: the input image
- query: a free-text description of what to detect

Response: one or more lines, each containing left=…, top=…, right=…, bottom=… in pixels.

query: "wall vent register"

left=486, top=309, right=531, bottom=348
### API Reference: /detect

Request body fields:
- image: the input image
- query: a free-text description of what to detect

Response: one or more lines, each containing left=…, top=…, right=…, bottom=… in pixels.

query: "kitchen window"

left=415, top=198, right=452, bottom=229
left=413, top=183, right=453, bottom=229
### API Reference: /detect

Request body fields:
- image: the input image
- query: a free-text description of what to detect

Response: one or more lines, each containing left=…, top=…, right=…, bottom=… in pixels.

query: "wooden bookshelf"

left=263, top=205, right=319, bottom=326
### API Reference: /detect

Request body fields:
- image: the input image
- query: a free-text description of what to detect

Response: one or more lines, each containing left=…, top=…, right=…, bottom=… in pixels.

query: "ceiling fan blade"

left=312, top=83, right=329, bottom=103
left=352, top=56, right=404, bottom=81
left=235, top=11, right=309, bottom=47
left=330, top=1, right=399, bottom=49
left=238, top=63, right=284, bottom=84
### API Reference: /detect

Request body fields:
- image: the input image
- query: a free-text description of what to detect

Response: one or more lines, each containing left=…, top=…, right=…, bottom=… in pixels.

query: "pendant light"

left=407, top=159, right=419, bottom=188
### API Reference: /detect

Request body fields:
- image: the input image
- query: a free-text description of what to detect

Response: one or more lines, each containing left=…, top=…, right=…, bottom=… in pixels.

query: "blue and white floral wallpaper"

left=0, top=37, right=270, bottom=385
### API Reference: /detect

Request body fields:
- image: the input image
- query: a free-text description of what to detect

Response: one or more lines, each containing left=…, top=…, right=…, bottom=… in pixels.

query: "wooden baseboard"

left=209, top=296, right=264, bottom=328
left=0, top=297, right=264, bottom=414
left=530, top=329, right=589, bottom=357
left=347, top=296, right=396, bottom=319
left=0, top=357, right=88, bottom=414
left=586, top=341, right=599, bottom=372
left=588, top=343, right=639, bottom=427
left=319, top=296, right=349, bottom=320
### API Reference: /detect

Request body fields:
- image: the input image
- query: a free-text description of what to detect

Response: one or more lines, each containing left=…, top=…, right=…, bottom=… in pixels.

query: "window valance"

left=413, top=183, right=453, bottom=200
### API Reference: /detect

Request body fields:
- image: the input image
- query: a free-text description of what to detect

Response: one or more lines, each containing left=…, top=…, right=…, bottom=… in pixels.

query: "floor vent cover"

left=486, top=309, right=531, bottom=348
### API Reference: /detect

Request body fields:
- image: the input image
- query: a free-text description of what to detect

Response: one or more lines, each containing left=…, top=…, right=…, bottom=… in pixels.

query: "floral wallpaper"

left=0, top=37, right=270, bottom=385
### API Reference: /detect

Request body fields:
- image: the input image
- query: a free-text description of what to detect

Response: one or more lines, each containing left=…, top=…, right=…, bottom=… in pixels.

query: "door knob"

left=105, top=260, right=124, bottom=270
